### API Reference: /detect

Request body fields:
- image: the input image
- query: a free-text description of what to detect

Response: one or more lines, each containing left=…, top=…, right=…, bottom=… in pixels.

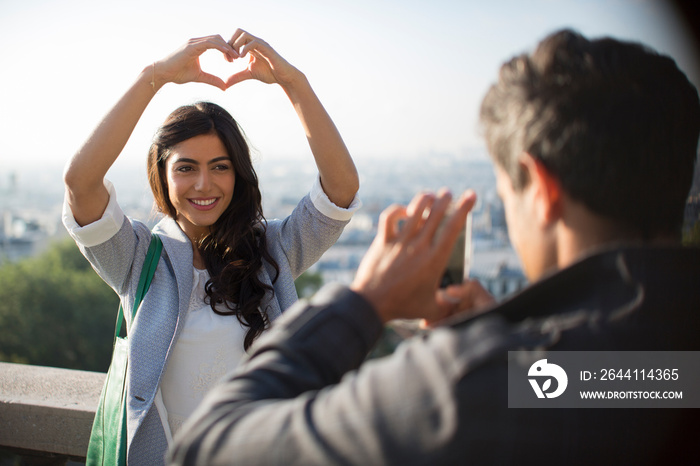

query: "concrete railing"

left=0, top=362, right=104, bottom=464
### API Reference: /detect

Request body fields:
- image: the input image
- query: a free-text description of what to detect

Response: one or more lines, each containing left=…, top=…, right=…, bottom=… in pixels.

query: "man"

left=169, top=30, right=700, bottom=465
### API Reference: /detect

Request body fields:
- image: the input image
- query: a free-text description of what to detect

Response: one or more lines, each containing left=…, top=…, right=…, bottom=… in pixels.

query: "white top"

left=157, top=266, right=248, bottom=440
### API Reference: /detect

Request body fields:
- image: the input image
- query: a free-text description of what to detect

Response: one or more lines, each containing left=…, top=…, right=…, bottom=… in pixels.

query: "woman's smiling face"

left=165, top=133, right=235, bottom=241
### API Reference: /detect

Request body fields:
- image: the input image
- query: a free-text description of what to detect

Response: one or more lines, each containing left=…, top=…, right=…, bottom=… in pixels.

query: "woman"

left=63, top=30, right=360, bottom=464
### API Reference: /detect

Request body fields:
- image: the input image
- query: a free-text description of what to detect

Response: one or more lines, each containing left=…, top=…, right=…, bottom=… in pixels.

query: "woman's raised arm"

left=226, top=29, right=359, bottom=208
left=63, top=36, right=237, bottom=226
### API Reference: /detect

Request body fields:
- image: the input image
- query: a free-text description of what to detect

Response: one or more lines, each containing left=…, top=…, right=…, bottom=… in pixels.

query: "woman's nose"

left=195, top=171, right=211, bottom=191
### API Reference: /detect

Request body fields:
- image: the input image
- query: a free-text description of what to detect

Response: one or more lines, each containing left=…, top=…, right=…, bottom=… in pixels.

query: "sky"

left=0, top=0, right=698, bottom=177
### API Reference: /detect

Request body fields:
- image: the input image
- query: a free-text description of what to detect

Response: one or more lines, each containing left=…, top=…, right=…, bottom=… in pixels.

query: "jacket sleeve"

left=266, top=175, right=361, bottom=279
left=167, top=283, right=490, bottom=466
left=62, top=179, right=153, bottom=301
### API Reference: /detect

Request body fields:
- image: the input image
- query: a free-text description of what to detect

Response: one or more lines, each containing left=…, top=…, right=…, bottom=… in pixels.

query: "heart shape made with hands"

left=199, top=49, right=250, bottom=87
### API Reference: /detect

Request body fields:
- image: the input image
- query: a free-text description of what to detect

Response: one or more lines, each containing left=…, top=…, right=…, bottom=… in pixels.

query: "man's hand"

left=430, top=279, right=496, bottom=326
left=351, top=189, right=478, bottom=323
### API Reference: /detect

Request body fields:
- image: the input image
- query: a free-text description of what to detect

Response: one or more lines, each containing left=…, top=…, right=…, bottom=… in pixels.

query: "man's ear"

left=518, top=152, right=563, bottom=224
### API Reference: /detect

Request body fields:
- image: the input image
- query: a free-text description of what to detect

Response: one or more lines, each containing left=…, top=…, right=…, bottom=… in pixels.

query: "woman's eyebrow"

left=172, top=157, right=198, bottom=164
left=171, top=156, right=230, bottom=165
left=207, top=156, right=231, bottom=164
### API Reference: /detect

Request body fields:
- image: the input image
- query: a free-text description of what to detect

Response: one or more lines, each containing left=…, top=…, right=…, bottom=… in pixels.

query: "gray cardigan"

left=70, top=191, right=352, bottom=465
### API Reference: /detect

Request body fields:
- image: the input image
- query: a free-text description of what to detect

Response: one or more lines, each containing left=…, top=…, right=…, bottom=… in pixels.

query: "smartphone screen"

left=439, top=211, right=472, bottom=288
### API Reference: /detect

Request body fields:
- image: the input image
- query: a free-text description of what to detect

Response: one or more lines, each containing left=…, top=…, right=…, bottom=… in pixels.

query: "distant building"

left=472, top=262, right=528, bottom=299
left=0, top=212, right=52, bottom=262
left=469, top=239, right=527, bottom=300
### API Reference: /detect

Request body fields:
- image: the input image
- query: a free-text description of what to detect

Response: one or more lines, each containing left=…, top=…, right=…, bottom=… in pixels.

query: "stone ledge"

left=0, top=362, right=105, bottom=459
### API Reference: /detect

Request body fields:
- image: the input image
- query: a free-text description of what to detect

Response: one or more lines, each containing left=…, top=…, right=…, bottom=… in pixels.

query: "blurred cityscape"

left=0, top=150, right=527, bottom=300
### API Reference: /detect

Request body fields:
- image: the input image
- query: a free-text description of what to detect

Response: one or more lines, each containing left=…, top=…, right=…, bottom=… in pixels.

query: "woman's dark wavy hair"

left=147, top=102, right=279, bottom=350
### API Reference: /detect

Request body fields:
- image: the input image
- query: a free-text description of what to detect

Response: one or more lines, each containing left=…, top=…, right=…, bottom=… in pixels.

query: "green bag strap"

left=113, top=234, right=163, bottom=341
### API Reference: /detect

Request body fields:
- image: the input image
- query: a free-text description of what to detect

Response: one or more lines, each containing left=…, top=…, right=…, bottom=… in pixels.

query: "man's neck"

left=554, top=203, right=681, bottom=271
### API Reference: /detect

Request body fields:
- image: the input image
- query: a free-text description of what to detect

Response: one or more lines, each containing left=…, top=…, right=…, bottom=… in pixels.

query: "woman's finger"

left=205, top=34, right=238, bottom=61
left=237, top=39, right=260, bottom=58
left=195, top=72, right=227, bottom=91
left=229, top=29, right=262, bottom=55
left=225, top=69, right=253, bottom=88
left=228, top=28, right=246, bottom=48
left=187, top=35, right=237, bottom=60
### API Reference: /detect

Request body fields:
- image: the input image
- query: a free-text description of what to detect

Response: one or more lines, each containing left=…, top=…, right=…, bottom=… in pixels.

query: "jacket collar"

left=451, top=245, right=699, bottom=330
left=152, top=216, right=194, bottom=325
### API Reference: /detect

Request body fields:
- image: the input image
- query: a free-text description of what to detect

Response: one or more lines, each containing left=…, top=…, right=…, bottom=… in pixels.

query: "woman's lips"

left=188, top=198, right=219, bottom=210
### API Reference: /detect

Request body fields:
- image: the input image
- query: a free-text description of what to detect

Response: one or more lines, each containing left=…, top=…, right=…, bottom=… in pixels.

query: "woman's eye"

left=175, top=166, right=193, bottom=173
left=214, top=164, right=232, bottom=171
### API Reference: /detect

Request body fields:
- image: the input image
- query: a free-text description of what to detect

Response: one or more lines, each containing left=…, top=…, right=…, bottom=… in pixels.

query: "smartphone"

left=439, top=211, right=472, bottom=288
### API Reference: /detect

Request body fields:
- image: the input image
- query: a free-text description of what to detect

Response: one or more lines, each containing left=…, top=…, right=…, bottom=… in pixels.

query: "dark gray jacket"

left=169, top=246, right=700, bottom=465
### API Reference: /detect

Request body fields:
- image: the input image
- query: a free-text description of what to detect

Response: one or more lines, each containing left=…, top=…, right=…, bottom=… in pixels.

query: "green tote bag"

left=87, top=234, right=163, bottom=466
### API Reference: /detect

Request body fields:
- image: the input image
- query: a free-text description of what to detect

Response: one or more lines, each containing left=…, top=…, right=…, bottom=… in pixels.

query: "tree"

left=0, top=238, right=118, bottom=372
left=294, top=270, right=324, bottom=298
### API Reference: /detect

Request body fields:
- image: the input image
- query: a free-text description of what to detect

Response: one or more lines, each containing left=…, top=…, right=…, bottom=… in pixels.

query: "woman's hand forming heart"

left=153, top=35, right=238, bottom=91
left=225, top=29, right=304, bottom=90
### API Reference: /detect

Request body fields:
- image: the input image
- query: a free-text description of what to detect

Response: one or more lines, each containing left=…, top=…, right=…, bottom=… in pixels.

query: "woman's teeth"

left=192, top=199, right=216, bottom=206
